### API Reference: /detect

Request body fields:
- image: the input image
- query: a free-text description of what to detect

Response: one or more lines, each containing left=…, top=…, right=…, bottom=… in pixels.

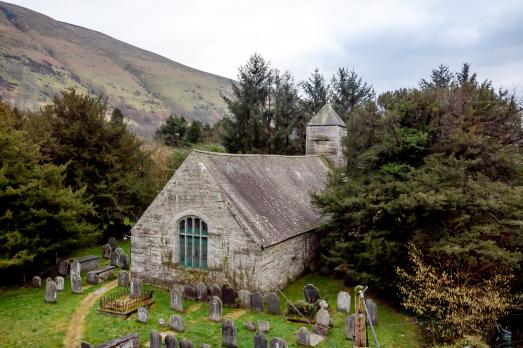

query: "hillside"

left=0, top=1, right=233, bottom=138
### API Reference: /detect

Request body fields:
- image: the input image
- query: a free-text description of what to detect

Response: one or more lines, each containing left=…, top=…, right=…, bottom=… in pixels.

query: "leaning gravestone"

left=313, top=307, right=330, bottom=337
left=258, top=320, right=270, bottom=333
left=237, top=289, right=251, bottom=308
left=129, top=278, right=141, bottom=298
left=267, top=293, right=281, bottom=315
left=296, top=327, right=310, bottom=346
left=179, top=339, right=194, bottom=348
left=366, top=298, right=378, bottom=325
left=304, top=284, right=320, bottom=303
left=58, top=260, right=68, bottom=276
left=251, top=292, right=264, bottom=312
left=108, top=237, right=117, bottom=251
left=337, top=291, right=350, bottom=313
left=137, top=306, right=148, bottom=323
left=254, top=331, right=268, bottom=348
left=345, top=314, right=355, bottom=340
left=196, top=282, right=208, bottom=301
left=209, top=296, right=222, bottom=322
left=45, top=278, right=57, bottom=303
left=270, top=337, right=288, bottom=348
left=149, top=330, right=162, bottom=348
left=71, top=274, right=83, bottom=294
left=118, top=270, right=130, bottom=287
left=55, top=276, right=64, bottom=291
left=70, top=260, right=81, bottom=278
left=102, top=244, right=112, bottom=259
left=119, top=253, right=130, bottom=270
left=210, top=284, right=222, bottom=298
left=221, top=284, right=236, bottom=307
left=165, top=334, right=177, bottom=348
left=170, top=288, right=184, bottom=312
left=184, top=284, right=196, bottom=300
left=169, top=315, right=185, bottom=332
left=221, top=319, right=238, bottom=348
left=32, top=275, right=41, bottom=288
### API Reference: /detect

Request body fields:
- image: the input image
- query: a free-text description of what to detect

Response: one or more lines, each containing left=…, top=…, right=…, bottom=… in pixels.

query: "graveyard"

left=0, top=239, right=422, bottom=347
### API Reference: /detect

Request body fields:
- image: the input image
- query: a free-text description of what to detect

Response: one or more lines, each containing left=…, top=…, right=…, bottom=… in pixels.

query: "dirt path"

left=63, top=279, right=118, bottom=348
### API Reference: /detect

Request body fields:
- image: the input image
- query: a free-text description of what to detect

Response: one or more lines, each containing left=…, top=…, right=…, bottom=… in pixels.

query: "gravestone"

left=221, top=319, right=238, bottom=348
left=108, top=237, right=117, bottom=251
left=137, top=306, right=148, bottom=323
left=201, top=345, right=211, bottom=348
left=102, top=244, right=112, bottom=259
left=70, top=260, right=81, bottom=278
left=87, top=271, right=98, bottom=285
left=119, top=253, right=129, bottom=270
left=159, top=318, right=166, bottom=326
left=254, top=331, right=268, bottom=348
left=210, top=284, right=222, bottom=298
left=183, top=284, right=196, bottom=300
left=304, top=284, right=320, bottom=303
left=366, top=298, right=378, bottom=325
left=149, top=330, right=162, bottom=348
left=266, top=293, right=281, bottom=315
left=129, top=278, right=141, bottom=298
left=170, top=288, right=184, bottom=312
left=296, top=327, right=310, bottom=346
left=318, top=300, right=328, bottom=309
left=71, top=274, right=83, bottom=294
left=196, top=282, right=208, bottom=301
left=237, top=289, right=251, bottom=309
left=110, top=251, right=119, bottom=267
left=55, top=276, right=64, bottom=291
left=336, top=291, right=350, bottom=313
left=243, top=320, right=256, bottom=331
left=44, top=278, right=57, bottom=303
left=32, top=276, right=41, bottom=288
left=251, top=292, right=264, bottom=312
left=344, top=314, right=355, bottom=340
left=258, top=320, right=270, bottom=333
left=81, top=342, right=92, bottom=348
left=209, top=296, right=222, bottom=322
left=221, top=284, right=236, bottom=307
left=118, top=270, right=130, bottom=287
left=169, top=315, right=184, bottom=332
left=165, top=334, right=177, bottom=348
left=269, top=337, right=288, bottom=348
left=114, top=248, right=124, bottom=265
left=58, top=260, right=68, bottom=276
left=312, top=308, right=330, bottom=337
left=179, top=339, right=194, bottom=348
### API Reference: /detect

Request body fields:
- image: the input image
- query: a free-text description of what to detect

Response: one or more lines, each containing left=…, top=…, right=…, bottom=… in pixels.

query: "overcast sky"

left=8, top=0, right=523, bottom=97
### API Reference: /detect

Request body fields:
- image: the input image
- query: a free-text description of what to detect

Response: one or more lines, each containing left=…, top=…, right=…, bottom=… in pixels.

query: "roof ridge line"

left=193, top=149, right=323, bottom=158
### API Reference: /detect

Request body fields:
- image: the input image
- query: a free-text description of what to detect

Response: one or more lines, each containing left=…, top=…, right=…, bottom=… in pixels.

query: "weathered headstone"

left=196, top=282, right=208, bottom=301
left=169, top=315, right=185, bottom=332
left=183, top=284, right=196, bottom=300
left=149, top=330, right=162, bottom=348
left=269, top=337, right=288, bottom=348
left=118, top=270, right=130, bottom=287
left=209, top=296, right=222, bottom=322
left=304, top=284, right=320, bottom=303
left=55, top=276, right=64, bottom=291
left=137, top=306, right=148, bottom=323
left=170, top=287, right=184, bottom=312
left=251, top=292, right=264, bottom=312
left=254, top=331, right=268, bottom=348
left=366, top=298, right=378, bottom=325
left=258, top=320, right=270, bottom=333
left=70, top=260, right=81, bottom=278
left=243, top=320, right=256, bottom=331
left=58, top=260, right=68, bottom=276
left=129, top=278, right=141, bottom=298
left=344, top=314, right=355, bottom=340
left=108, top=237, right=117, bottom=251
left=32, top=275, right=41, bottom=288
left=312, top=307, right=330, bottom=337
left=221, top=284, right=236, bottom=307
left=266, top=293, right=281, bottom=315
left=45, top=278, right=57, bottom=303
left=102, top=244, right=112, bottom=259
left=119, top=253, right=130, bottom=270
left=237, top=289, right=251, bottom=309
left=165, top=334, right=177, bottom=348
left=337, top=291, right=350, bottom=313
left=296, top=327, right=310, bottom=346
left=210, top=284, right=222, bottom=298
left=87, top=271, right=98, bottom=285
left=179, top=339, right=194, bottom=348
left=114, top=248, right=124, bottom=266
left=71, top=274, right=83, bottom=294
left=110, top=251, right=119, bottom=267
left=221, top=319, right=238, bottom=348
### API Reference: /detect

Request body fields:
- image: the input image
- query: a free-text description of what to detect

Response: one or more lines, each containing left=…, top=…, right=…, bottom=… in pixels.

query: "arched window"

left=178, top=216, right=208, bottom=270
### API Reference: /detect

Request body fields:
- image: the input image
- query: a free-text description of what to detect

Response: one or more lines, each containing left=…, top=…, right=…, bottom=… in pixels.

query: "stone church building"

left=130, top=103, right=347, bottom=292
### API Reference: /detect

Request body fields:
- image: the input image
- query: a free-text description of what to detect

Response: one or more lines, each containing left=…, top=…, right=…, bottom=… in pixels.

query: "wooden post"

left=354, top=285, right=368, bottom=348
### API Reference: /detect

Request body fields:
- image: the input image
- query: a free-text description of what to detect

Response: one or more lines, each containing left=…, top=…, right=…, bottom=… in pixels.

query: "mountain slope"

left=0, top=1, right=233, bottom=138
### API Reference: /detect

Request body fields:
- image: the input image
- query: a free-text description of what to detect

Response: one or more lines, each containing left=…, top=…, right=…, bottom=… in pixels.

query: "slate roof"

left=194, top=151, right=331, bottom=248
left=307, top=102, right=346, bottom=127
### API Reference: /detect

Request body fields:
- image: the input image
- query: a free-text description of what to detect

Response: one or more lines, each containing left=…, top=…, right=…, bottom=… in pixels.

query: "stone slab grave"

left=221, top=319, right=238, bottom=348
left=55, top=276, right=64, bottom=291
left=254, top=331, right=268, bottom=348
left=98, top=286, right=154, bottom=318
left=75, top=255, right=100, bottom=273
left=82, top=332, right=140, bottom=348
left=87, top=265, right=115, bottom=285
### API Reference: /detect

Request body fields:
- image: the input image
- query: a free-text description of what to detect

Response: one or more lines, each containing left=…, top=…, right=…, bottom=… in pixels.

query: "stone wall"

left=305, top=125, right=347, bottom=167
